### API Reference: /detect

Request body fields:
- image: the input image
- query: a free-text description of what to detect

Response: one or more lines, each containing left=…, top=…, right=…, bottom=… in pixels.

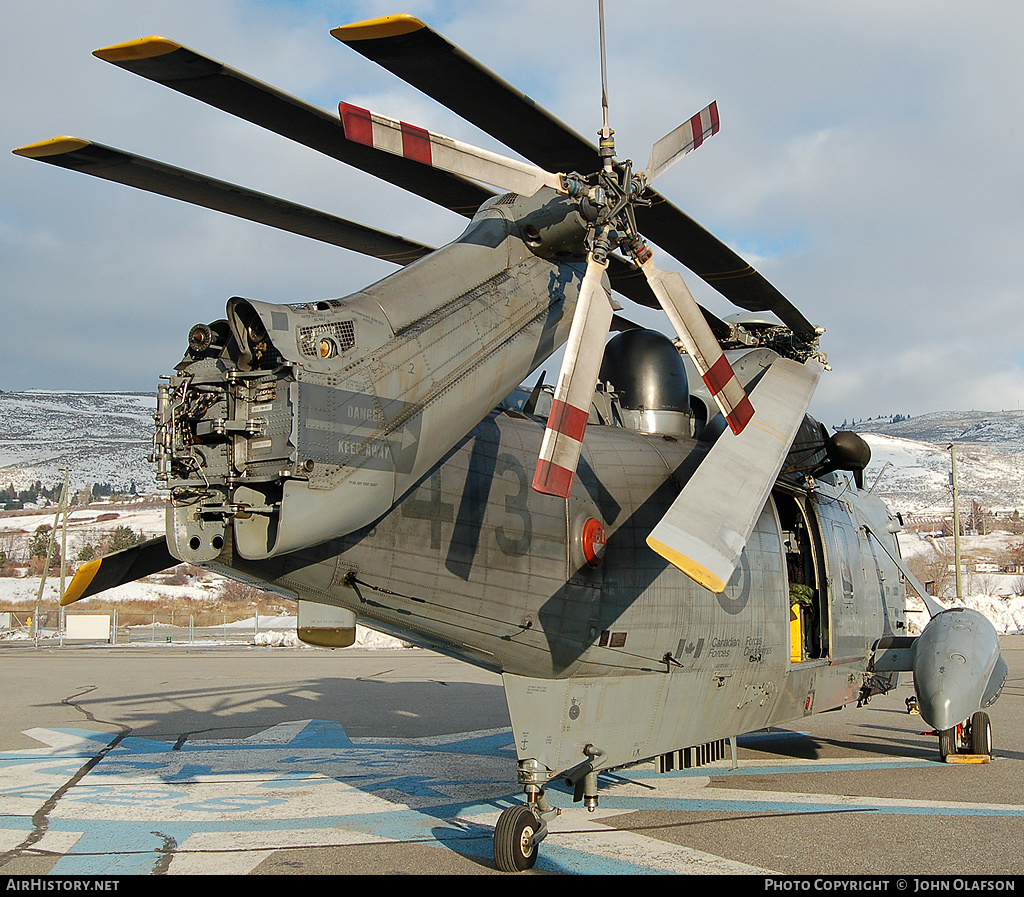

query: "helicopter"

left=15, top=8, right=1007, bottom=873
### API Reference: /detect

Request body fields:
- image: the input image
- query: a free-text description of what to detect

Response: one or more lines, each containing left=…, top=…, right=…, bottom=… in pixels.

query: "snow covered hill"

left=2, top=392, right=1023, bottom=636
left=0, top=391, right=156, bottom=495
left=855, top=411, right=1024, bottom=516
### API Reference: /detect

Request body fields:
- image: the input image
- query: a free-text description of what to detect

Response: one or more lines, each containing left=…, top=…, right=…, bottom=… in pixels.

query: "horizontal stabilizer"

left=647, top=357, right=822, bottom=591
left=61, top=536, right=178, bottom=607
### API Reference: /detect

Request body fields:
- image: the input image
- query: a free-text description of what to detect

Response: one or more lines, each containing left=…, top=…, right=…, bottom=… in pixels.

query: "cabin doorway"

left=775, top=490, right=828, bottom=661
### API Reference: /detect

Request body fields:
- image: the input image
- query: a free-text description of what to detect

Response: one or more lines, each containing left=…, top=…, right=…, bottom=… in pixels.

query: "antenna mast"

left=597, top=0, right=615, bottom=171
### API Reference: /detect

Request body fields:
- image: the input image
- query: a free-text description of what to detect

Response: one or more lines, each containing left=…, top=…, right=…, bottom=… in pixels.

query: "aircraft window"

left=299, top=321, right=355, bottom=357
left=830, top=522, right=855, bottom=604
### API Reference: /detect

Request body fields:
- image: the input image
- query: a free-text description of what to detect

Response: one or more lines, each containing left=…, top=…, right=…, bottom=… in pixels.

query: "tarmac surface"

left=0, top=637, right=1022, bottom=878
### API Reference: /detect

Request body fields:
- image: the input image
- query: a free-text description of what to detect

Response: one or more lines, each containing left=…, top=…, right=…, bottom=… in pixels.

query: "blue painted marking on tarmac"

left=2, top=721, right=1021, bottom=876
left=589, top=794, right=1024, bottom=817
left=287, top=719, right=354, bottom=748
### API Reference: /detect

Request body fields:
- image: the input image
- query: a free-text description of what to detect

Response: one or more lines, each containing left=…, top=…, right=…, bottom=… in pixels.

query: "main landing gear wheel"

left=494, top=806, right=539, bottom=872
left=938, top=711, right=993, bottom=761
left=938, top=725, right=958, bottom=761
left=970, top=710, right=992, bottom=756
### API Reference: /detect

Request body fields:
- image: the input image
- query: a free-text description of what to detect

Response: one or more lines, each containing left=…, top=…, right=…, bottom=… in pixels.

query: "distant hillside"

left=2, top=392, right=1022, bottom=520
left=853, top=411, right=1024, bottom=517
left=0, top=391, right=156, bottom=496
left=853, top=410, right=1024, bottom=448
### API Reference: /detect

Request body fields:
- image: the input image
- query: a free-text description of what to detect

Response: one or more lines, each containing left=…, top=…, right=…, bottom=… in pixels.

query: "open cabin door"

left=774, top=488, right=829, bottom=662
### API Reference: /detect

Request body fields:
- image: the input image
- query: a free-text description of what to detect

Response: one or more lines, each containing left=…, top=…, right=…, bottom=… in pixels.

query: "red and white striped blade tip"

left=532, top=398, right=591, bottom=497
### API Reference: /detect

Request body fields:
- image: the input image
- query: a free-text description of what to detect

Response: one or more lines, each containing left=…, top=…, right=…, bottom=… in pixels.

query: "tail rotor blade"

left=647, top=357, right=823, bottom=591
left=533, top=256, right=613, bottom=497
left=640, top=255, right=753, bottom=435
left=644, top=101, right=720, bottom=185
left=340, top=103, right=562, bottom=197
left=61, top=537, right=178, bottom=606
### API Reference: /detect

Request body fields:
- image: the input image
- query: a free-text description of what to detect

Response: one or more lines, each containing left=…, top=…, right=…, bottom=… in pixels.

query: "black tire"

left=970, top=711, right=992, bottom=756
left=938, top=726, right=957, bottom=761
left=493, top=806, right=539, bottom=872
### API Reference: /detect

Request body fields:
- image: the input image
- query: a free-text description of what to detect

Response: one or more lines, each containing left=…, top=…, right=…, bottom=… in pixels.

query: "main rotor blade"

left=13, top=137, right=434, bottom=265
left=61, top=537, right=178, bottom=606
left=606, top=255, right=731, bottom=340
left=647, top=356, right=823, bottom=592
left=332, top=17, right=817, bottom=339
left=339, top=103, right=562, bottom=196
left=533, top=255, right=613, bottom=498
left=332, top=16, right=600, bottom=175
left=92, top=36, right=493, bottom=218
left=641, top=255, right=753, bottom=435
left=644, top=101, right=719, bottom=185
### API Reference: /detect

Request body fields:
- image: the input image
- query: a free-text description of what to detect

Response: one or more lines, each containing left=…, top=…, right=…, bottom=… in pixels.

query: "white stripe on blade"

left=533, top=256, right=613, bottom=497
left=647, top=357, right=822, bottom=591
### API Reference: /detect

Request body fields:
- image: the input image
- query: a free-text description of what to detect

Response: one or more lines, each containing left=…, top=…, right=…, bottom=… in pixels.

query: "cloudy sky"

left=3, top=0, right=1023, bottom=427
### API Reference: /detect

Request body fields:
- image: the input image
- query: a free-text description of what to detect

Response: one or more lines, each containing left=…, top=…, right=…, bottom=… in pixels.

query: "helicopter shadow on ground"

left=68, top=674, right=511, bottom=743
left=734, top=720, right=940, bottom=763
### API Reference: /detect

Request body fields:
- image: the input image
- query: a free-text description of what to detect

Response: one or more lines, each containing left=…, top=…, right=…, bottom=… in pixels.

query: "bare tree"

left=906, top=542, right=956, bottom=599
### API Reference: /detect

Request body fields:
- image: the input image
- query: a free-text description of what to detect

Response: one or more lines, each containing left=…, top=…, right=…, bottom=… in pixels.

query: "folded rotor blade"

left=606, top=255, right=731, bottom=339
left=92, top=36, right=493, bottom=217
left=61, top=537, right=178, bottom=607
left=647, top=357, right=823, bottom=592
left=332, top=16, right=599, bottom=175
left=339, top=103, right=562, bottom=197
left=331, top=18, right=817, bottom=339
left=644, top=101, right=719, bottom=185
left=13, top=137, right=434, bottom=265
left=533, top=255, right=614, bottom=498
left=640, top=255, right=753, bottom=435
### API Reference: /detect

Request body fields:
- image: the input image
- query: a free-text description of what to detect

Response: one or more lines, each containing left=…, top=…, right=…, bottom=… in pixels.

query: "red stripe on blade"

left=689, top=112, right=704, bottom=150
left=702, top=353, right=736, bottom=396
left=533, top=459, right=575, bottom=498
left=548, top=399, right=590, bottom=443
left=401, top=121, right=432, bottom=165
left=726, top=394, right=755, bottom=435
left=339, top=103, right=374, bottom=146
left=708, top=101, right=720, bottom=135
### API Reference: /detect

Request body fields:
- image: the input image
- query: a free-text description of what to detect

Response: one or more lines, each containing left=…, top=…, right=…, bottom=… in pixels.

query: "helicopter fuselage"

left=152, top=179, right=914, bottom=779
left=205, top=402, right=908, bottom=777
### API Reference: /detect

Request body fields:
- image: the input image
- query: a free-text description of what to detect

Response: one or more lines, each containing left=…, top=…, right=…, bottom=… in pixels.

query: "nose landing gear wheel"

left=494, top=805, right=540, bottom=872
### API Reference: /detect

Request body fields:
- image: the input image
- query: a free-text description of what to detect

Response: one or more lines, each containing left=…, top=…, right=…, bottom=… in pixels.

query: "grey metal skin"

left=912, top=608, right=1005, bottom=732
left=155, top=186, right=587, bottom=564
left=195, top=383, right=915, bottom=778
left=150, top=173, right=939, bottom=780
left=148, top=168, right=1001, bottom=792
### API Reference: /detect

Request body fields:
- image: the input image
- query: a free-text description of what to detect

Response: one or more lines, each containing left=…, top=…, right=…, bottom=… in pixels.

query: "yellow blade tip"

left=93, top=36, right=181, bottom=62
left=61, top=558, right=102, bottom=607
left=13, top=137, right=90, bottom=158
left=646, top=536, right=727, bottom=593
left=331, top=15, right=425, bottom=42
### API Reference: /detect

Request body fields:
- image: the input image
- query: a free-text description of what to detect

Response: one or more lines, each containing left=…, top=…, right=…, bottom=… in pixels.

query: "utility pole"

left=948, top=444, right=963, bottom=601
left=34, top=468, right=70, bottom=644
